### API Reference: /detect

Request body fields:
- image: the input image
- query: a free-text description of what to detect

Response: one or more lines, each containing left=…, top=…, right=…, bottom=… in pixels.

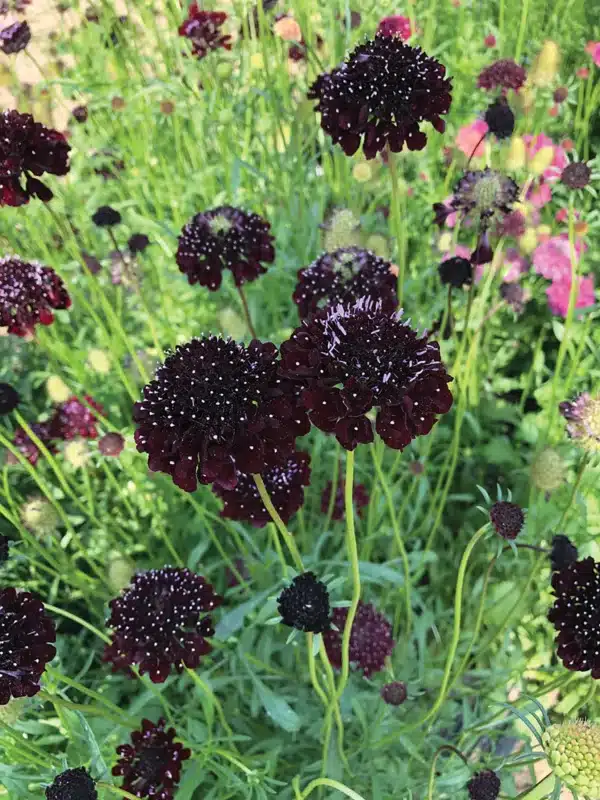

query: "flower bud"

left=529, top=146, right=555, bottom=176
left=531, top=40, right=560, bottom=86
left=542, top=721, right=600, bottom=798
left=531, top=448, right=565, bottom=492
left=47, top=375, right=70, bottom=403
left=20, top=496, right=60, bottom=537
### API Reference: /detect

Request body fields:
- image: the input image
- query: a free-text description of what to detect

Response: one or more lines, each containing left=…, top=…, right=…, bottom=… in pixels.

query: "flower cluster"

left=324, top=601, right=395, bottom=676
left=0, top=257, right=71, bottom=337
left=45, top=768, right=97, bottom=800
left=308, top=34, right=452, bottom=159
left=178, top=3, right=232, bottom=59
left=477, top=59, right=526, bottom=92
left=277, top=572, right=331, bottom=633
left=0, top=110, right=70, bottom=206
left=280, top=298, right=453, bottom=451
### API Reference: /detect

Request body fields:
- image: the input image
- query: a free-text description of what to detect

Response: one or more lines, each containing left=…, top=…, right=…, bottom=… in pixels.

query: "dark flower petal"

left=0, top=256, right=71, bottom=336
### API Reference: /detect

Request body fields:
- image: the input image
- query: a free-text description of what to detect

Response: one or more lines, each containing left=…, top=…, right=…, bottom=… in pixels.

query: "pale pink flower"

left=585, top=41, right=600, bottom=67
left=576, top=67, right=589, bottom=80
left=533, top=235, right=586, bottom=282
left=555, top=208, right=580, bottom=224
left=456, top=119, right=488, bottom=158
left=523, top=133, right=568, bottom=181
left=440, top=242, right=471, bottom=260
left=502, top=248, right=528, bottom=281
left=528, top=182, right=552, bottom=208
left=546, top=275, right=595, bottom=317
left=378, top=15, right=412, bottom=40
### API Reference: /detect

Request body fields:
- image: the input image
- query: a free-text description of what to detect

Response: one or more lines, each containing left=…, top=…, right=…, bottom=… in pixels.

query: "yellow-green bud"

left=63, top=439, right=90, bottom=468
left=87, top=348, right=111, bottom=374
left=365, top=234, right=389, bottom=259
left=20, top=496, right=60, bottom=537
left=323, top=209, right=361, bottom=252
left=530, top=448, right=565, bottom=492
left=543, top=721, right=600, bottom=798
left=46, top=375, right=70, bottom=403
left=108, top=552, right=134, bottom=593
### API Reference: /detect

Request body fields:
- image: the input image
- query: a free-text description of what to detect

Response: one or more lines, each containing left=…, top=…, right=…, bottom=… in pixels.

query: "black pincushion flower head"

left=293, top=248, right=397, bottom=320
left=277, top=571, right=331, bottom=633
left=113, top=717, right=190, bottom=800
left=477, top=59, right=526, bottom=93
left=324, top=601, right=395, bottom=676
left=103, top=567, right=223, bottom=683
left=0, top=20, right=31, bottom=53
left=49, top=395, right=104, bottom=440
left=128, top=233, right=150, bottom=254
left=176, top=206, right=275, bottom=290
left=550, top=535, right=578, bottom=572
left=467, top=770, right=501, bottom=800
left=0, top=382, right=19, bottom=415
left=178, top=3, right=232, bottom=60
left=45, top=767, right=97, bottom=800
left=0, top=588, right=56, bottom=704
left=91, top=205, right=121, bottom=227
left=133, top=336, right=309, bottom=492
left=0, top=257, right=71, bottom=337
left=489, top=501, right=524, bottom=540
left=438, top=256, right=472, bottom=288
left=561, top=161, right=592, bottom=190
left=484, top=97, right=515, bottom=140
left=308, top=33, right=452, bottom=159
left=0, top=110, right=70, bottom=206
left=548, top=557, right=600, bottom=678
left=279, top=298, right=453, bottom=451
left=213, top=450, right=311, bottom=527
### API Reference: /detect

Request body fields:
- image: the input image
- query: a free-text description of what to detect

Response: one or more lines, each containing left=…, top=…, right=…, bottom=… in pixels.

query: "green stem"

left=514, top=0, right=529, bottom=63
left=252, top=473, right=304, bottom=570
left=556, top=453, right=590, bottom=529
left=44, top=603, right=111, bottom=644
left=299, top=778, right=366, bottom=800
left=427, top=745, right=469, bottom=800
left=515, top=772, right=555, bottom=800
left=237, top=285, right=258, bottom=339
left=307, top=634, right=329, bottom=708
left=388, top=153, right=405, bottom=308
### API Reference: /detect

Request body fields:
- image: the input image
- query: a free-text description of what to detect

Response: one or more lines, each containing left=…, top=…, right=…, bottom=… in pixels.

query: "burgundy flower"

left=438, top=256, right=473, bottom=288
left=279, top=298, right=453, bottom=451
left=98, top=432, right=125, bottom=456
left=377, top=15, right=412, bottom=40
left=71, top=105, right=88, bottom=124
left=477, top=59, right=526, bottom=93
left=467, top=770, right=501, bottom=800
left=128, top=233, right=150, bottom=254
left=0, top=110, right=70, bottom=206
left=321, top=479, right=369, bottom=521
left=293, top=248, right=397, bottom=320
left=308, top=33, right=452, bottom=159
left=176, top=206, right=275, bottom=290
left=8, top=422, right=55, bottom=466
left=0, top=20, right=30, bottom=54
left=46, top=768, right=97, bottom=800
left=49, top=395, right=104, bottom=440
left=113, top=718, right=190, bottom=800
left=0, top=256, right=71, bottom=336
left=0, top=382, right=19, bottom=415
left=277, top=571, right=331, bottom=633
left=133, top=336, right=309, bottom=492
left=213, top=450, right=310, bottom=527
left=380, top=680, right=407, bottom=705
left=178, top=3, right=232, bottom=59
left=561, top=162, right=591, bottom=190
left=548, top=557, right=600, bottom=678
left=324, top=601, right=395, bottom=676
left=489, top=501, right=524, bottom=540
left=103, top=567, right=223, bottom=682
left=0, top=588, right=56, bottom=704
left=484, top=97, right=515, bottom=140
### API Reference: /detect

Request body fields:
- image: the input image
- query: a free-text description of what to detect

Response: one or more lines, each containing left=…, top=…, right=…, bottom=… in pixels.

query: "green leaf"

left=214, top=590, right=270, bottom=640
left=252, top=676, right=301, bottom=733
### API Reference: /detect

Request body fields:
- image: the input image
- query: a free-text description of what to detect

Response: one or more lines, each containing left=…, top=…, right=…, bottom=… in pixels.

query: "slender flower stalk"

left=237, top=285, right=257, bottom=339
left=252, top=474, right=304, bottom=570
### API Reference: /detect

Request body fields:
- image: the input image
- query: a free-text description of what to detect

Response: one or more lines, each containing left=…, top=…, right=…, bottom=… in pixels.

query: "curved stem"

left=299, top=778, right=366, bottom=800
left=185, top=667, right=235, bottom=743
left=237, top=285, right=258, bottom=339
left=252, top=474, right=303, bottom=570
left=44, top=603, right=111, bottom=644
left=557, top=453, right=590, bottom=529
left=307, top=634, right=329, bottom=708
left=427, top=745, right=469, bottom=800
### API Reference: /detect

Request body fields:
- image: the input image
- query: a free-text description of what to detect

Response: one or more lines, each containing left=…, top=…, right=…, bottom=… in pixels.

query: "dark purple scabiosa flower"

left=324, top=601, right=395, bottom=676
left=548, top=557, right=600, bottom=678
left=0, top=20, right=30, bottom=53
left=484, top=97, right=515, bottom=140
left=178, top=3, right=232, bottom=59
left=91, top=205, right=121, bottom=227
left=499, top=210, right=526, bottom=238
left=8, top=422, right=55, bottom=466
left=98, top=432, right=125, bottom=457
left=0, top=588, right=56, bottom=704
left=467, top=770, right=501, bottom=800
left=0, top=257, right=71, bottom=337
left=49, top=395, right=104, bottom=440
left=380, top=680, right=407, bottom=705
left=113, top=718, right=190, bottom=800
left=550, top=535, right=578, bottom=572
left=320, top=479, right=369, bottom=521
left=45, top=767, right=97, bottom=800
left=0, top=536, right=9, bottom=564
left=71, top=105, right=88, bottom=124
left=308, top=33, right=452, bottom=159
left=0, top=110, right=70, bottom=206
left=279, top=298, right=453, bottom=451
left=277, top=571, right=331, bottom=633
left=377, top=15, right=412, bottom=40
left=176, top=206, right=275, bottom=290
left=438, top=256, right=472, bottom=288
left=559, top=392, right=600, bottom=453
left=214, top=450, right=310, bottom=527
left=103, top=567, right=223, bottom=683
left=293, top=248, right=397, bottom=320
left=133, top=337, right=309, bottom=492
left=561, top=161, right=592, bottom=190
left=489, top=501, right=524, bottom=540
left=477, top=59, right=526, bottom=93
left=0, top=383, right=19, bottom=415
left=128, top=233, right=150, bottom=254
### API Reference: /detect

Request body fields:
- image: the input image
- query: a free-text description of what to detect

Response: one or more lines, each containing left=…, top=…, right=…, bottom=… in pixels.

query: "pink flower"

left=441, top=242, right=471, bottom=260
left=502, top=248, right=528, bottom=282
left=377, top=15, right=412, bottom=40
left=546, top=275, right=595, bottom=317
left=576, top=67, right=590, bottom=80
left=524, top=133, right=568, bottom=181
left=528, top=182, right=552, bottom=208
left=555, top=208, right=569, bottom=224
left=456, top=119, right=489, bottom=158
left=585, top=41, right=600, bottom=67
left=533, top=235, right=586, bottom=282
left=484, top=34, right=496, bottom=48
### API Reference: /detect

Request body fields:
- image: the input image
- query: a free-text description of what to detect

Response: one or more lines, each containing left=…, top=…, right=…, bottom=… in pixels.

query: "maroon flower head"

left=489, top=501, right=524, bottom=540
left=0, top=20, right=30, bottom=53
left=561, top=162, right=591, bottom=190
left=550, top=535, right=578, bottom=572
left=113, top=717, right=190, bottom=800
left=133, top=336, right=309, bottom=492
left=324, top=601, right=395, bottom=676
left=99, top=432, right=125, bottom=456
left=0, top=110, right=70, bottom=206
left=0, top=257, right=71, bottom=336
left=178, top=3, right=232, bottom=59
left=467, top=770, right=501, bottom=800
left=0, top=383, right=19, bottom=415
left=128, top=233, right=150, bottom=254
left=293, top=248, right=397, bottom=320
left=103, top=567, right=223, bottom=682
left=279, top=298, right=453, bottom=451
left=46, top=767, right=97, bottom=800
left=71, top=105, right=88, bottom=124
left=321, top=479, right=369, bottom=521
left=438, top=256, right=473, bottom=288
left=377, top=15, right=412, bottom=40
left=8, top=422, right=55, bottom=466
left=0, top=588, right=56, bottom=704
left=308, top=34, right=452, bottom=159
left=484, top=97, right=515, bottom=140
left=477, top=59, right=526, bottom=93
left=176, top=206, right=275, bottom=290
left=548, top=557, right=600, bottom=678
left=277, top=571, right=331, bottom=633
left=214, top=450, right=310, bottom=527
left=50, top=395, right=104, bottom=440
left=380, top=680, right=407, bottom=705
